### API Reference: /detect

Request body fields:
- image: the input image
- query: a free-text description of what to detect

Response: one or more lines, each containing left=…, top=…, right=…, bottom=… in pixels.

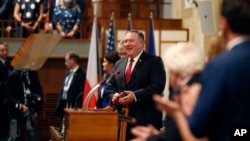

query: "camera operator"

left=6, top=70, right=43, bottom=141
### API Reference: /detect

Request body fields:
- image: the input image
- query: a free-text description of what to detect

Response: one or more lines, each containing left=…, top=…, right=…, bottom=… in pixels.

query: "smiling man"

left=106, top=29, right=166, bottom=140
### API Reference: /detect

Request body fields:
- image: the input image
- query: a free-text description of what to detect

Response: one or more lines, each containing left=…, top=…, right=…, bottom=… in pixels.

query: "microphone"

left=98, top=71, right=120, bottom=86
left=106, top=71, right=120, bottom=84
left=73, top=91, right=83, bottom=110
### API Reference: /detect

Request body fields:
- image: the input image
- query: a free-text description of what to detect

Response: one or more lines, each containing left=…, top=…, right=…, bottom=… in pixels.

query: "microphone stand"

left=73, top=91, right=83, bottom=110
left=82, top=84, right=101, bottom=111
left=61, top=102, right=71, bottom=137
left=82, top=71, right=120, bottom=111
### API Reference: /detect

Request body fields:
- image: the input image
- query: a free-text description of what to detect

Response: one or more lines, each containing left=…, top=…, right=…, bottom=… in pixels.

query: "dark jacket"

left=6, top=70, right=43, bottom=118
left=55, top=67, right=85, bottom=118
left=106, top=51, right=166, bottom=140
left=147, top=72, right=202, bottom=141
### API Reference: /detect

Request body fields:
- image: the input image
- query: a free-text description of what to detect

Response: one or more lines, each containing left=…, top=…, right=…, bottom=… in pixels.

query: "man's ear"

left=220, top=17, right=226, bottom=31
left=220, top=16, right=230, bottom=36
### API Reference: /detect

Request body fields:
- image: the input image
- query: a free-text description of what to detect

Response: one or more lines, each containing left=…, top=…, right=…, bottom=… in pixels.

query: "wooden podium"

left=64, top=108, right=118, bottom=141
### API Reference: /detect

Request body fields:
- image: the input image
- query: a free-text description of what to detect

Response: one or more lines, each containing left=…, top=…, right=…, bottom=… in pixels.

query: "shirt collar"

left=70, top=65, right=79, bottom=73
left=129, top=50, right=143, bottom=63
left=0, top=58, right=4, bottom=64
left=226, top=36, right=250, bottom=51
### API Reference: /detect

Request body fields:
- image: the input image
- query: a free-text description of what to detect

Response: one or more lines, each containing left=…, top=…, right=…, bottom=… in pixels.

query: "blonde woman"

left=117, top=40, right=127, bottom=59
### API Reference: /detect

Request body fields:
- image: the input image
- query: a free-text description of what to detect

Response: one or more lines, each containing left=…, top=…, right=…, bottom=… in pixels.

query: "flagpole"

left=112, top=12, right=116, bottom=51
left=147, top=11, right=156, bottom=55
left=127, top=13, right=133, bottom=31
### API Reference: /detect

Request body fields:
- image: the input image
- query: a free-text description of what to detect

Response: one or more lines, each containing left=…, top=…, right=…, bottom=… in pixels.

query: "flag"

left=82, top=17, right=101, bottom=108
left=127, top=13, right=132, bottom=31
left=106, top=13, right=115, bottom=52
left=147, top=13, right=155, bottom=55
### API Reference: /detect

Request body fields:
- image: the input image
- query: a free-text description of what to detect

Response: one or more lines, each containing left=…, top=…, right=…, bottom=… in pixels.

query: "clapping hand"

left=130, top=125, right=159, bottom=141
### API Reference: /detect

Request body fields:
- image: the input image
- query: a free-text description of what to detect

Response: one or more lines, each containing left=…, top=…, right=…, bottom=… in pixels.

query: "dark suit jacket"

left=55, top=67, right=85, bottom=118
left=0, top=60, right=13, bottom=102
left=147, top=72, right=202, bottom=141
left=6, top=70, right=43, bottom=118
left=0, top=60, right=13, bottom=136
left=189, top=40, right=250, bottom=141
left=106, top=51, right=166, bottom=139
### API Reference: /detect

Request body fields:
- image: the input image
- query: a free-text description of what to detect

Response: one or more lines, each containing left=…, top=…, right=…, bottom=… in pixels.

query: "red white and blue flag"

left=82, top=17, right=101, bottom=108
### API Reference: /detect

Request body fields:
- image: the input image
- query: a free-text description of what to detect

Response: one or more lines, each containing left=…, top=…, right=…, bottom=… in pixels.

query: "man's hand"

left=153, top=94, right=181, bottom=118
left=112, top=92, right=120, bottom=103
left=130, top=125, right=159, bottom=141
left=119, top=90, right=135, bottom=104
left=180, top=83, right=201, bottom=117
left=19, top=103, right=29, bottom=113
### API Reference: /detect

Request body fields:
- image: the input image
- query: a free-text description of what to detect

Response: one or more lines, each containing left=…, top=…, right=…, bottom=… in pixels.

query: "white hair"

left=162, top=42, right=204, bottom=78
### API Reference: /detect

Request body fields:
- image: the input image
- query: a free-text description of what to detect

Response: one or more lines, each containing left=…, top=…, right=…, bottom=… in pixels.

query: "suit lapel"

left=127, top=52, right=147, bottom=86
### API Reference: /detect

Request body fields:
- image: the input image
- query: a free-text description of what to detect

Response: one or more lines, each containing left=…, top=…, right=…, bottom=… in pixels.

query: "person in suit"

left=55, top=52, right=86, bottom=119
left=148, top=0, right=250, bottom=140
left=106, top=29, right=166, bottom=140
left=0, top=42, right=13, bottom=141
left=6, top=70, right=43, bottom=141
left=96, top=51, right=120, bottom=108
left=130, top=42, right=206, bottom=141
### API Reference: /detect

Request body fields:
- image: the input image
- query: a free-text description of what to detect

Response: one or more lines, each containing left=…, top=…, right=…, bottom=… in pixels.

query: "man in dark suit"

left=107, top=29, right=166, bottom=140
left=6, top=70, right=43, bottom=141
left=55, top=52, right=86, bottom=119
left=147, top=1, right=250, bottom=141
left=188, top=0, right=250, bottom=140
left=0, top=42, right=13, bottom=141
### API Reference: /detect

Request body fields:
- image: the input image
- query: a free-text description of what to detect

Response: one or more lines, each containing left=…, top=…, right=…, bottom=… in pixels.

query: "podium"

left=64, top=108, right=118, bottom=141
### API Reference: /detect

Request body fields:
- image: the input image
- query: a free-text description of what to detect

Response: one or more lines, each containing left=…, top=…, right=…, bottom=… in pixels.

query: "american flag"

left=106, top=13, right=115, bottom=52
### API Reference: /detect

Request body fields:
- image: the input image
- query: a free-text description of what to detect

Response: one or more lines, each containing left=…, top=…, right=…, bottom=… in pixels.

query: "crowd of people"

left=0, top=0, right=86, bottom=38
left=1, top=0, right=250, bottom=141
